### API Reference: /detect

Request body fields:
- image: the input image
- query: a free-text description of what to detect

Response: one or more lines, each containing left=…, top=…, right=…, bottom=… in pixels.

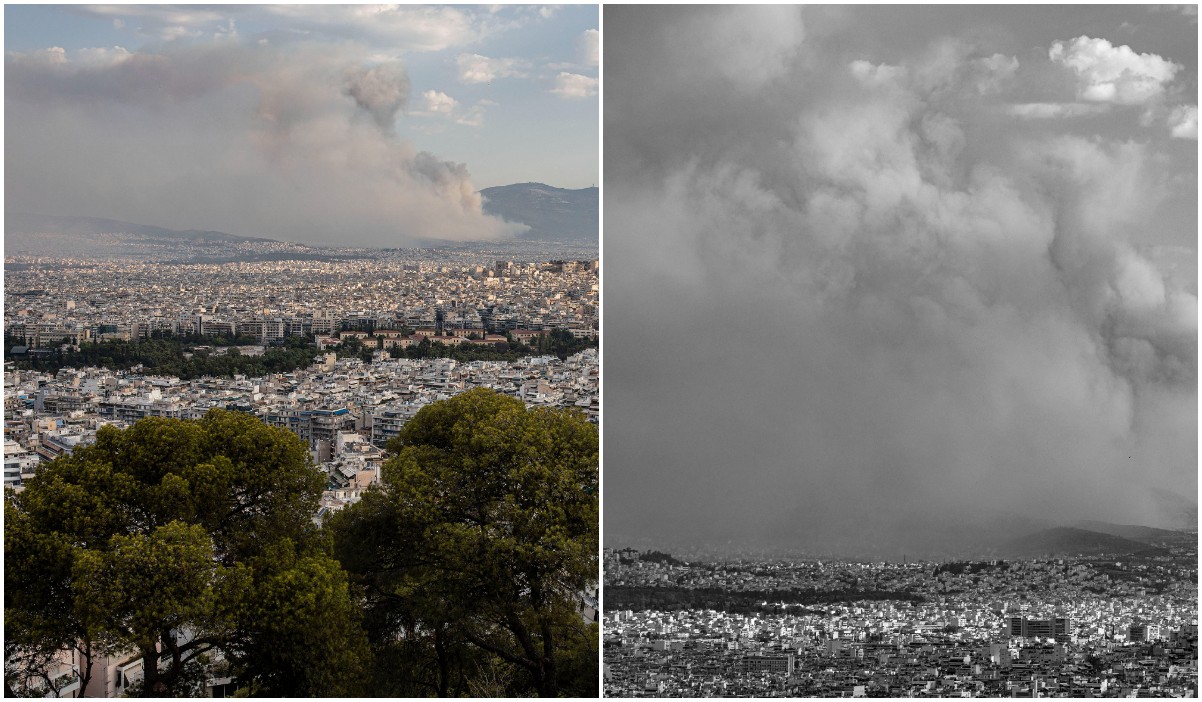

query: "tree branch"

left=459, top=629, right=537, bottom=674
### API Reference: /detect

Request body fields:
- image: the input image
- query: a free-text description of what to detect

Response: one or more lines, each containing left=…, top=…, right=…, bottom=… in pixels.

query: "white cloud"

left=86, top=4, right=524, bottom=54
left=414, top=90, right=488, bottom=127
left=11, top=46, right=69, bottom=65
left=423, top=90, right=458, bottom=115
left=456, top=53, right=525, bottom=83
left=263, top=5, right=490, bottom=53
left=1167, top=105, right=1198, bottom=139
left=74, top=46, right=134, bottom=67
left=81, top=5, right=226, bottom=27
left=578, top=28, right=599, bottom=67
left=1006, top=102, right=1110, bottom=119
left=158, top=25, right=204, bottom=42
left=550, top=72, right=597, bottom=99
left=455, top=103, right=488, bottom=127
left=1049, top=35, right=1180, bottom=105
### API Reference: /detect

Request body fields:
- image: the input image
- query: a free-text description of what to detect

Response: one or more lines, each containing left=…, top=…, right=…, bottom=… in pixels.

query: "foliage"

left=221, top=541, right=369, bottom=696
left=639, top=550, right=687, bottom=567
left=4, top=333, right=317, bottom=379
left=329, top=388, right=598, bottom=697
left=384, top=328, right=597, bottom=363
left=8, top=389, right=600, bottom=698
left=4, top=411, right=364, bottom=697
left=528, top=328, right=597, bottom=360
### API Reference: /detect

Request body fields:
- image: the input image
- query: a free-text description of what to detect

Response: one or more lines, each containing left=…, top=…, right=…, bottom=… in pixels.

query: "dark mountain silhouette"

left=480, top=183, right=598, bottom=244
left=998, top=527, right=1168, bottom=559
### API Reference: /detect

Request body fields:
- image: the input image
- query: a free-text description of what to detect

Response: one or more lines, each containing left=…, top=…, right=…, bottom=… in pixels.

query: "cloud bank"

left=551, top=72, right=598, bottom=99
left=6, top=37, right=524, bottom=245
left=456, top=52, right=527, bottom=84
left=1050, top=35, right=1180, bottom=105
left=605, top=7, right=1197, bottom=556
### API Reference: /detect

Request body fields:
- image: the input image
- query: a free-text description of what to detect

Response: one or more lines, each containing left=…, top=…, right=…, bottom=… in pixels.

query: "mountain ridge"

left=6, top=212, right=269, bottom=245
left=480, top=182, right=598, bottom=244
left=997, top=526, right=1169, bottom=559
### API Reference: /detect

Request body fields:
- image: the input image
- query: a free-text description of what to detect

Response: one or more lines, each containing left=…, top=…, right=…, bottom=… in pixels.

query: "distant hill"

left=480, top=183, right=598, bottom=244
left=1075, top=521, right=1196, bottom=546
left=6, top=213, right=267, bottom=246
left=998, top=527, right=1167, bottom=559
left=5, top=213, right=282, bottom=260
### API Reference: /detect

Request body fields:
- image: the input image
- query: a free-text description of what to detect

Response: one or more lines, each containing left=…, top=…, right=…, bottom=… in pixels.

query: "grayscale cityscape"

left=603, top=5, right=1197, bottom=698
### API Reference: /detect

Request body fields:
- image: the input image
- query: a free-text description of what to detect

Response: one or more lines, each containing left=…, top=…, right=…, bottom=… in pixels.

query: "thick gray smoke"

left=5, top=39, right=522, bottom=245
left=605, top=6, right=1197, bottom=556
left=343, top=61, right=410, bottom=130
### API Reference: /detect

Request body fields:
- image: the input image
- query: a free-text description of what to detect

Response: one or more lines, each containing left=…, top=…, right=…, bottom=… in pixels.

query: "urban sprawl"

left=5, top=252, right=598, bottom=526
left=603, top=547, right=1198, bottom=698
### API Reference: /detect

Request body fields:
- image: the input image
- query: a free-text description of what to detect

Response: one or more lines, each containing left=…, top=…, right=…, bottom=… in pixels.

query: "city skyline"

left=605, top=5, right=1198, bottom=556
left=5, top=4, right=598, bottom=247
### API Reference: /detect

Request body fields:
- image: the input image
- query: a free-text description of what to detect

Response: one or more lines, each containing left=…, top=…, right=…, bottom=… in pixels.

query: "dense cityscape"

left=603, top=544, right=1198, bottom=697
left=4, top=248, right=598, bottom=349
left=4, top=250, right=598, bottom=507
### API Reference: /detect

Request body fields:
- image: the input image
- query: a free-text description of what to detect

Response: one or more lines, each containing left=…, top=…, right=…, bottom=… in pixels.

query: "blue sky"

left=5, top=4, right=598, bottom=244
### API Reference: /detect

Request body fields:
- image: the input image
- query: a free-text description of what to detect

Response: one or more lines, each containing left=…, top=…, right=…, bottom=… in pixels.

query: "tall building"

left=1007, top=614, right=1063, bottom=641
left=738, top=654, right=795, bottom=676
left=1025, top=618, right=1054, bottom=639
left=1053, top=616, right=1073, bottom=643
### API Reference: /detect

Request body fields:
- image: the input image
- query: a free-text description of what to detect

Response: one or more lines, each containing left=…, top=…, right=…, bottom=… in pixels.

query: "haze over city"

left=5, top=4, right=598, bottom=247
left=605, top=5, right=1198, bottom=557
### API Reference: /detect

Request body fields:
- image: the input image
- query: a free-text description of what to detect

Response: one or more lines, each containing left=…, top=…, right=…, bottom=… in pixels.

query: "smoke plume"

left=6, top=38, right=522, bottom=245
left=605, top=6, right=1197, bottom=556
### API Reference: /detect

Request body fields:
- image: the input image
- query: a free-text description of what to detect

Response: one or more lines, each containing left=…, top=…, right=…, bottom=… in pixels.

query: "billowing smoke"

left=343, top=61, right=410, bottom=130
left=605, top=7, right=1196, bottom=556
left=5, top=38, right=522, bottom=245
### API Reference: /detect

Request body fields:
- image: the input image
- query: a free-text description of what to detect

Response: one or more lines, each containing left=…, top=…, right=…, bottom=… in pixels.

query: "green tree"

left=329, top=388, right=598, bottom=697
left=5, top=411, right=367, bottom=697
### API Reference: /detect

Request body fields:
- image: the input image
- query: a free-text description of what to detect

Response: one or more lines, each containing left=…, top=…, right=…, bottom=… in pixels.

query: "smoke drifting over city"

left=4, top=5, right=599, bottom=246
left=5, top=38, right=517, bottom=246
left=605, top=6, right=1197, bottom=556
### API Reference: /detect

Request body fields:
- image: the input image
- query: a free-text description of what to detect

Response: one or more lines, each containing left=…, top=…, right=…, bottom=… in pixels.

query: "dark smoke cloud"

left=343, top=61, right=410, bottom=130
left=604, top=6, right=1197, bottom=556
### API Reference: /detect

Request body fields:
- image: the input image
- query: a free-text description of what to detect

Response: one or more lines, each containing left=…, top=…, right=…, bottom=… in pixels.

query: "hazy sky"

left=605, top=5, right=1197, bottom=556
left=5, top=4, right=598, bottom=245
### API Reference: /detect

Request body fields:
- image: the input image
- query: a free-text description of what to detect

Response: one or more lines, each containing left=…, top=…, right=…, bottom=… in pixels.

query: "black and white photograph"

left=603, top=5, right=1198, bottom=697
